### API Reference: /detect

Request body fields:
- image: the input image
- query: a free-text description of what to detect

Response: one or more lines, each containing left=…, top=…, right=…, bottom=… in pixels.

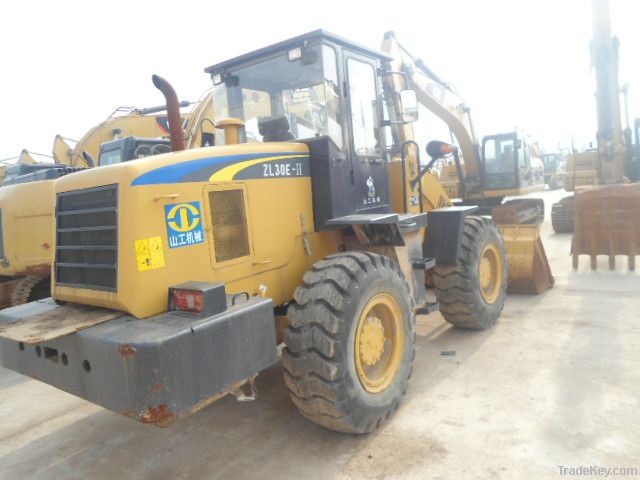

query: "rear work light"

left=169, top=281, right=228, bottom=317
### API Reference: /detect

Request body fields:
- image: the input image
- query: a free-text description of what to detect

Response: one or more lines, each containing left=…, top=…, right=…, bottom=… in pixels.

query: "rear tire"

left=432, top=216, right=508, bottom=330
left=551, top=196, right=575, bottom=233
left=282, top=252, right=415, bottom=434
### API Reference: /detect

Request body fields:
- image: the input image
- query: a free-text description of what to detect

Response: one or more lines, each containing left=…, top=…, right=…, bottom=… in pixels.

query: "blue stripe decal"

left=131, top=151, right=305, bottom=186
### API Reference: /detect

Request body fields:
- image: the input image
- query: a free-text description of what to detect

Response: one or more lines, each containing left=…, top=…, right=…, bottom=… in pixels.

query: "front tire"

left=282, top=252, right=415, bottom=434
left=432, top=216, right=508, bottom=329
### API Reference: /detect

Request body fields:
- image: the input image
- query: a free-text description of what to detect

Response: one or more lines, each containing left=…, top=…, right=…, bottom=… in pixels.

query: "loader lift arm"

left=381, top=32, right=552, bottom=294
left=381, top=31, right=481, bottom=181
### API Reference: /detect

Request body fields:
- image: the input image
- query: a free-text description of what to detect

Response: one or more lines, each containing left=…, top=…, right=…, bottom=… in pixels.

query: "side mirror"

left=400, top=89, right=418, bottom=123
left=426, top=140, right=455, bottom=160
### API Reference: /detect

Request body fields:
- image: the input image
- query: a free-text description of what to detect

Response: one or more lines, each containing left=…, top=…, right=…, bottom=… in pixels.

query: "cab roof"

left=204, top=30, right=392, bottom=75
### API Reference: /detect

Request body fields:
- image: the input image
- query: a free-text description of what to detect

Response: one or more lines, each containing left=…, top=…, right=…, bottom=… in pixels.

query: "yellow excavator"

left=0, top=150, right=37, bottom=184
left=0, top=96, right=214, bottom=307
left=382, top=32, right=553, bottom=294
left=0, top=30, right=545, bottom=433
left=540, top=151, right=567, bottom=190
left=51, top=102, right=187, bottom=167
left=551, top=0, right=640, bottom=271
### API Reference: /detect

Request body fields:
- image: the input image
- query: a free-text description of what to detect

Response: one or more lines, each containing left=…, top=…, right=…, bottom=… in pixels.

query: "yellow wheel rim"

left=479, top=242, right=503, bottom=304
left=354, top=293, right=405, bottom=393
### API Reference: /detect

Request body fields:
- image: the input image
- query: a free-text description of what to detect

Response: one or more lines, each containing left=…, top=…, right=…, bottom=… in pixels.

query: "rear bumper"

left=0, top=297, right=277, bottom=425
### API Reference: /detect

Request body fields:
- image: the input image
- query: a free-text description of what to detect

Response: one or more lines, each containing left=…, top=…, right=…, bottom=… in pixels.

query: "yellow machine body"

left=0, top=181, right=57, bottom=307
left=563, top=150, right=603, bottom=192
left=53, top=142, right=341, bottom=318
left=0, top=30, right=521, bottom=432
left=0, top=107, right=206, bottom=306
left=0, top=181, right=56, bottom=278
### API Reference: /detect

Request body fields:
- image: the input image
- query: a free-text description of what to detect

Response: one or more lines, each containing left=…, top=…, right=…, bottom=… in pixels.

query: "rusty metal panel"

left=573, top=184, right=640, bottom=269
left=0, top=301, right=123, bottom=344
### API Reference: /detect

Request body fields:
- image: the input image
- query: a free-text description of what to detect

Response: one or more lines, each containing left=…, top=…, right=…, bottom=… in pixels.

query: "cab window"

left=347, top=58, right=380, bottom=156
left=485, top=138, right=517, bottom=174
left=212, top=42, right=340, bottom=144
left=99, top=149, right=123, bottom=166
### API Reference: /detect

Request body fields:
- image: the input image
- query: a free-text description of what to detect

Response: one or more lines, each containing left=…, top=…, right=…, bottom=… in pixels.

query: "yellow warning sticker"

left=135, top=236, right=166, bottom=272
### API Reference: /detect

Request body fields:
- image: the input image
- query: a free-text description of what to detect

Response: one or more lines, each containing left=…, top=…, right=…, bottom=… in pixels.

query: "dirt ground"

left=1, top=188, right=638, bottom=479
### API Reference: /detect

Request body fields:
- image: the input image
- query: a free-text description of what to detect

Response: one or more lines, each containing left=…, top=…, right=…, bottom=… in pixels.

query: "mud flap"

left=573, top=184, right=640, bottom=270
left=498, top=224, right=554, bottom=294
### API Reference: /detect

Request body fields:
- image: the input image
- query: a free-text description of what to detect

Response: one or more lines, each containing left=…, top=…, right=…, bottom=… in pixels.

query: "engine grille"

left=55, top=185, right=118, bottom=291
left=209, top=189, right=250, bottom=263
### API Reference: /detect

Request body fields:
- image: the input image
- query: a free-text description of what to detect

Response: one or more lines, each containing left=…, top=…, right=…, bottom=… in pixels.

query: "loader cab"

left=206, top=30, right=416, bottom=230
left=98, top=136, right=172, bottom=166
left=481, top=132, right=541, bottom=191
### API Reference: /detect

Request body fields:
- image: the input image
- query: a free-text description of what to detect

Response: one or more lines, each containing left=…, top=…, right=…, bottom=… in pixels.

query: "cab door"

left=344, top=52, right=390, bottom=214
left=517, top=139, right=533, bottom=186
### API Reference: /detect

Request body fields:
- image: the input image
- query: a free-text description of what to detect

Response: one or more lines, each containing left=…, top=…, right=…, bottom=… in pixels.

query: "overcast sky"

left=1, top=0, right=638, bottom=161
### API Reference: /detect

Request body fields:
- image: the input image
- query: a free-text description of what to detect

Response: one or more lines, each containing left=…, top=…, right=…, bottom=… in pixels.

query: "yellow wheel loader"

left=0, top=100, right=212, bottom=308
left=551, top=0, right=640, bottom=272
left=0, top=30, right=512, bottom=433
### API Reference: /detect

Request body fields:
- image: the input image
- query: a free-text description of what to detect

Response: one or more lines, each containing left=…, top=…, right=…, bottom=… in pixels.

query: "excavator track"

left=551, top=196, right=575, bottom=233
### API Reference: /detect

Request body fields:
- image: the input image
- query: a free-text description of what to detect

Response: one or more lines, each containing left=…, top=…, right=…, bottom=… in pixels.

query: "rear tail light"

left=168, top=282, right=228, bottom=317
left=172, top=289, right=204, bottom=313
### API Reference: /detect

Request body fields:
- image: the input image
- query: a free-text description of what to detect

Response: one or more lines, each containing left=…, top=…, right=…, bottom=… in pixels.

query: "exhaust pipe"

left=151, top=74, right=185, bottom=151
left=82, top=151, right=97, bottom=168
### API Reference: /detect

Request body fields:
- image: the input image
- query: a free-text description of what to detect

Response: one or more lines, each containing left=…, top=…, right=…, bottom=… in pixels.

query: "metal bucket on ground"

left=572, top=184, right=640, bottom=270
left=498, top=224, right=555, bottom=294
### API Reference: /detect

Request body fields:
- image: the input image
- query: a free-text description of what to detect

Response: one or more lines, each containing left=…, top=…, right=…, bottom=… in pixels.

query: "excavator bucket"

left=572, top=184, right=640, bottom=270
left=498, top=224, right=555, bottom=294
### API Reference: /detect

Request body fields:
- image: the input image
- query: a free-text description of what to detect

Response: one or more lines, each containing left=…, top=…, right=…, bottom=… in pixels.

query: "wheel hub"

left=354, top=293, right=406, bottom=393
left=480, top=257, right=494, bottom=290
left=479, top=242, right=503, bottom=304
left=359, top=317, right=385, bottom=366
